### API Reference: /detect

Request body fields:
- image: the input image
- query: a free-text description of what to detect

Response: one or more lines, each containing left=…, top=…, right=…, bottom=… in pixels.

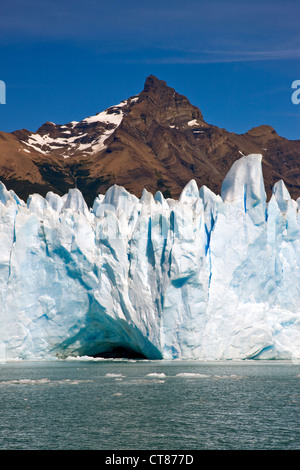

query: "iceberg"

left=0, top=154, right=299, bottom=361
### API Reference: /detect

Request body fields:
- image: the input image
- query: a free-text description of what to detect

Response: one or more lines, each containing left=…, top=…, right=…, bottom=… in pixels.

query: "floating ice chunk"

left=105, top=373, right=125, bottom=378
left=0, top=378, right=51, bottom=386
left=146, top=372, right=166, bottom=378
left=175, top=373, right=210, bottom=378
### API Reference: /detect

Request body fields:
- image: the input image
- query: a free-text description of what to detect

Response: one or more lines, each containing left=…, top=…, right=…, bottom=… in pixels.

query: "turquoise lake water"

left=0, top=359, right=299, bottom=450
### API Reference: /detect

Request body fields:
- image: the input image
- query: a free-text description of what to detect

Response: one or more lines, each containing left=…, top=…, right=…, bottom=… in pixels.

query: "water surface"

left=0, top=359, right=299, bottom=450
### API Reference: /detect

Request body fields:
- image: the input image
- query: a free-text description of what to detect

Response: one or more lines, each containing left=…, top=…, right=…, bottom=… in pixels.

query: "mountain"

left=0, top=75, right=299, bottom=207
left=0, top=153, right=299, bottom=361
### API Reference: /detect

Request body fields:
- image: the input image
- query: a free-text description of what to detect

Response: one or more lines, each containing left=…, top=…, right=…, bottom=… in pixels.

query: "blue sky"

left=0, top=0, right=299, bottom=139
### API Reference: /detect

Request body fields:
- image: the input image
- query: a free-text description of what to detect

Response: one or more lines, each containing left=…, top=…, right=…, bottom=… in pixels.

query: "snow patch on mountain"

left=21, top=99, right=131, bottom=157
left=82, top=107, right=124, bottom=126
left=188, top=119, right=200, bottom=127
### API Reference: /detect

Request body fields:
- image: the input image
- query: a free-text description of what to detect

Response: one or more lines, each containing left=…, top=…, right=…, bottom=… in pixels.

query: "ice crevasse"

left=0, top=154, right=299, bottom=361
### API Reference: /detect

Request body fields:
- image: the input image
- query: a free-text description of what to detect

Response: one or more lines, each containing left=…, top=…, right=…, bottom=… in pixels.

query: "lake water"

left=0, top=359, right=299, bottom=450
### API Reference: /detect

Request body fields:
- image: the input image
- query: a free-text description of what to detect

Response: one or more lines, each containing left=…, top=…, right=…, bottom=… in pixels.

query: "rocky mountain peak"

left=136, top=75, right=204, bottom=126
left=142, top=75, right=168, bottom=93
left=0, top=75, right=299, bottom=206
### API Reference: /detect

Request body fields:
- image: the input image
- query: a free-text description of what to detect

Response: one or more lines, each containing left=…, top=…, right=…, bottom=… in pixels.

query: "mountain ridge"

left=0, top=75, right=299, bottom=206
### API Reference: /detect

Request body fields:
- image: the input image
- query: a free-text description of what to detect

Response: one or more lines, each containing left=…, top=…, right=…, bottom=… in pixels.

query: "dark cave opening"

left=92, top=346, right=148, bottom=360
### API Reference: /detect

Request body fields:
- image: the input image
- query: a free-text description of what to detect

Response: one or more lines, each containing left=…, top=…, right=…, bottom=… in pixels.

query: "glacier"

left=0, top=153, right=299, bottom=361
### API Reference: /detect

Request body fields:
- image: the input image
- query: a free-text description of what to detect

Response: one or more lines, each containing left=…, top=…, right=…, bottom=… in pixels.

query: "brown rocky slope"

left=0, top=75, right=299, bottom=206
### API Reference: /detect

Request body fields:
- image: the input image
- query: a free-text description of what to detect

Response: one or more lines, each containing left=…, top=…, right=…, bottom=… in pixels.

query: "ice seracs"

left=0, top=154, right=299, bottom=361
left=221, top=153, right=267, bottom=225
left=179, top=179, right=199, bottom=203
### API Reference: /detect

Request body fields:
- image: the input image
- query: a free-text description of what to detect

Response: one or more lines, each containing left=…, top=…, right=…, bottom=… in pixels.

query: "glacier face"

left=0, top=154, right=299, bottom=361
